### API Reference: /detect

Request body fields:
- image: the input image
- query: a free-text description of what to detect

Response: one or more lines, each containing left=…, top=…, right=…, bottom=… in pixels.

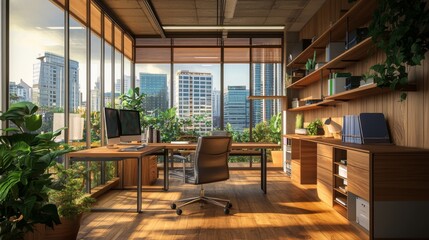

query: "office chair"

left=170, top=136, right=233, bottom=215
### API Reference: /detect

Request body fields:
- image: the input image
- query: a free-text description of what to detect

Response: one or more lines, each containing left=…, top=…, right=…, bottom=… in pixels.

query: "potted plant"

left=44, top=163, right=95, bottom=240
left=268, top=113, right=283, bottom=167
left=368, top=0, right=429, bottom=101
left=0, top=102, right=72, bottom=239
left=305, top=51, right=317, bottom=74
left=307, top=119, right=323, bottom=136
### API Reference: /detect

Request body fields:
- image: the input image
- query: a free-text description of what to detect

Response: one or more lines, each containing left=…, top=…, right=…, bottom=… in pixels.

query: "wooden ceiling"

left=99, top=0, right=325, bottom=37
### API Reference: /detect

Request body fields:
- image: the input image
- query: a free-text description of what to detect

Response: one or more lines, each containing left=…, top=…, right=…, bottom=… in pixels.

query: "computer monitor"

left=104, top=108, right=121, bottom=146
left=119, top=109, right=142, bottom=142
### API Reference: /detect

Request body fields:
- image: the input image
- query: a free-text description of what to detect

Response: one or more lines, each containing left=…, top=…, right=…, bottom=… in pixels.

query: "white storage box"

left=325, top=42, right=345, bottom=61
left=356, top=197, right=370, bottom=231
left=338, top=165, right=347, bottom=178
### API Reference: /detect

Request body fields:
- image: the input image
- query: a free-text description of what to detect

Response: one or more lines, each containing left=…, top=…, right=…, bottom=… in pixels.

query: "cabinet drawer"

left=348, top=150, right=369, bottom=171
left=317, top=165, right=332, bottom=184
left=317, top=144, right=333, bottom=158
left=317, top=179, right=333, bottom=206
left=317, top=155, right=332, bottom=170
left=348, top=165, right=369, bottom=201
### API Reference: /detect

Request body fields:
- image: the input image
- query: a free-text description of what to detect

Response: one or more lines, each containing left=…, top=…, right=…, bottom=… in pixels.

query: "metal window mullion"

left=220, top=38, right=224, bottom=130
left=64, top=0, right=70, bottom=168
left=1, top=0, right=9, bottom=131
left=170, top=38, right=174, bottom=108
left=100, top=11, right=106, bottom=146
left=86, top=0, right=91, bottom=149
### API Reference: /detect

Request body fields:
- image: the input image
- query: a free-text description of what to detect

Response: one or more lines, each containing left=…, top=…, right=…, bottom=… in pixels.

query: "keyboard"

left=120, top=145, right=147, bottom=152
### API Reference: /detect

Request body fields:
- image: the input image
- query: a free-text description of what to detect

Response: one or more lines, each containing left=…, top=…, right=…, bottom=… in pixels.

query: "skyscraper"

left=212, top=89, right=221, bottom=129
left=175, top=70, right=212, bottom=134
left=253, top=63, right=281, bottom=125
left=32, top=52, right=79, bottom=111
left=224, top=86, right=249, bottom=131
left=139, top=72, right=168, bottom=111
left=91, top=79, right=101, bottom=111
left=9, top=79, right=31, bottom=103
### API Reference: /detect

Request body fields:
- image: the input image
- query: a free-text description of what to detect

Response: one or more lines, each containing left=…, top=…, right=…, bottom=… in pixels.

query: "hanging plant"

left=368, top=0, right=429, bottom=101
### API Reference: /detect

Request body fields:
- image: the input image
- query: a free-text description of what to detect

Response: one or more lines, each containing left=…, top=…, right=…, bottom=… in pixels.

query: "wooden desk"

left=149, top=142, right=280, bottom=194
left=68, top=145, right=166, bottom=213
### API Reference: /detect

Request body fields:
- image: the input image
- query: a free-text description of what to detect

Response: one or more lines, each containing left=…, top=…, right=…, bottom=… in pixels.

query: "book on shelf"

left=335, top=197, right=347, bottom=206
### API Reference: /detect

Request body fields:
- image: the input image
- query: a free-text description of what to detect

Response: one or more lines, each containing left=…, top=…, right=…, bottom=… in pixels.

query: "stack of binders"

left=342, top=113, right=391, bottom=144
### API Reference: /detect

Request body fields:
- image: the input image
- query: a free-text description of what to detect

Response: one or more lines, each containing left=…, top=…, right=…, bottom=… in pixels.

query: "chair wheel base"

left=226, top=202, right=232, bottom=209
left=176, top=209, right=182, bottom=215
left=224, top=208, right=230, bottom=214
left=171, top=203, right=176, bottom=209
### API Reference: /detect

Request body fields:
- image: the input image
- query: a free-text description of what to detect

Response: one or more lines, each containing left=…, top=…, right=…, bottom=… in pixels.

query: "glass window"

left=124, top=57, right=132, bottom=93
left=9, top=0, right=65, bottom=140
left=104, top=43, right=112, bottom=107
left=173, top=64, right=220, bottom=136
left=135, top=64, right=170, bottom=112
left=69, top=15, right=86, bottom=147
left=90, top=32, right=101, bottom=147
left=114, top=50, right=122, bottom=107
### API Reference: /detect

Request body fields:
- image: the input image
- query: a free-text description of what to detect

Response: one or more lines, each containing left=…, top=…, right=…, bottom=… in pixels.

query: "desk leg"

left=261, top=149, right=267, bottom=194
left=163, top=148, right=169, bottom=191
left=137, top=157, right=142, bottom=213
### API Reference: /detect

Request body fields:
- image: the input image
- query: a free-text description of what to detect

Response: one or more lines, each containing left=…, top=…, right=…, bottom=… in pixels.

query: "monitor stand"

left=106, top=144, right=119, bottom=149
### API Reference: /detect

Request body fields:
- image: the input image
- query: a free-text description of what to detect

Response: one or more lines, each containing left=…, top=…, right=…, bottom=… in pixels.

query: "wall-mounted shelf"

left=287, top=38, right=373, bottom=89
left=288, top=100, right=336, bottom=112
left=248, top=96, right=288, bottom=100
left=287, top=0, right=377, bottom=68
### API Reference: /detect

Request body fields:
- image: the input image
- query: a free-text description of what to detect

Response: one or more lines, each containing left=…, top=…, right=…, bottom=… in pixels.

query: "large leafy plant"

left=0, top=102, right=72, bottom=239
left=368, top=0, right=429, bottom=100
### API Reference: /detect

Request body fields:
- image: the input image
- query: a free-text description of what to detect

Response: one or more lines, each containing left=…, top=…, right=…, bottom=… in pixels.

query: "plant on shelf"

left=45, top=163, right=95, bottom=239
left=368, top=0, right=429, bottom=101
left=307, top=119, right=323, bottom=136
left=305, top=51, right=317, bottom=73
left=0, top=102, right=73, bottom=239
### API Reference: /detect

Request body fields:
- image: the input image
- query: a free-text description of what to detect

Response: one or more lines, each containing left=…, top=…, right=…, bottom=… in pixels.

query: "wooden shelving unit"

left=288, top=100, right=336, bottom=112
left=286, top=0, right=377, bottom=68
left=287, top=38, right=374, bottom=89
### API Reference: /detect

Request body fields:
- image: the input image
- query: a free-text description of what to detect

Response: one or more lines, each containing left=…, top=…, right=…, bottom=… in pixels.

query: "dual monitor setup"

left=104, top=108, right=145, bottom=150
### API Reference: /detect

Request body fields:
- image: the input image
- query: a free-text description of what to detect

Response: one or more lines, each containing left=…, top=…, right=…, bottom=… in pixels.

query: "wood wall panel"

left=293, top=1, right=429, bottom=150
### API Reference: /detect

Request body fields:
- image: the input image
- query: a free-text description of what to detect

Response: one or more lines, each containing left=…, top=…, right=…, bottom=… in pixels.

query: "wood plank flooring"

left=78, top=170, right=368, bottom=239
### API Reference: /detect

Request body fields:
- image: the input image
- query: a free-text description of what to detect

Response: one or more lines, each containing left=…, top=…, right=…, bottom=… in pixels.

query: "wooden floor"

left=78, top=170, right=368, bottom=239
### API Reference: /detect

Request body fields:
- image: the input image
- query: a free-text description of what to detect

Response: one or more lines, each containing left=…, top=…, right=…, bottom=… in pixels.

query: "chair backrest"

left=193, top=136, right=232, bottom=185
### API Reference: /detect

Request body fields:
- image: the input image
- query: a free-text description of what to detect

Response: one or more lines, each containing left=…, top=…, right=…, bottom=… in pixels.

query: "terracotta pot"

left=44, top=214, right=82, bottom=240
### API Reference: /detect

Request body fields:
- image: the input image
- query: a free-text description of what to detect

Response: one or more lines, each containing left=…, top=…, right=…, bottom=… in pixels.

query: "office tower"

left=115, top=75, right=131, bottom=94
left=253, top=63, right=281, bottom=124
left=175, top=70, right=213, bottom=134
left=9, top=79, right=32, bottom=103
left=91, top=79, right=101, bottom=111
left=224, top=86, right=249, bottom=131
left=32, top=52, right=79, bottom=111
left=212, top=89, right=221, bottom=129
left=139, top=72, right=168, bottom=111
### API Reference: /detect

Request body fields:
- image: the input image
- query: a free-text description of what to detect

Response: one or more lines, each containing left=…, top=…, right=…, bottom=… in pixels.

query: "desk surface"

left=149, top=142, right=280, bottom=149
left=68, top=145, right=164, bottom=158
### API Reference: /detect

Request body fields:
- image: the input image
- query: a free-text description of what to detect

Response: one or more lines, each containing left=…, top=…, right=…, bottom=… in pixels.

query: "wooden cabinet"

left=291, top=140, right=317, bottom=184
left=120, top=155, right=158, bottom=187
left=285, top=135, right=429, bottom=239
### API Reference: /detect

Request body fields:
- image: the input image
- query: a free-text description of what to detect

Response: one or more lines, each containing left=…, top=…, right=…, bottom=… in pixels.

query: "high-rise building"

left=9, top=79, right=32, bottom=103
left=115, top=75, right=131, bottom=94
left=253, top=63, right=281, bottom=124
left=175, top=70, right=212, bottom=134
left=224, top=86, right=249, bottom=131
left=212, top=89, right=221, bottom=129
left=139, top=72, right=168, bottom=111
left=32, top=52, right=79, bottom=111
left=91, top=79, right=101, bottom=111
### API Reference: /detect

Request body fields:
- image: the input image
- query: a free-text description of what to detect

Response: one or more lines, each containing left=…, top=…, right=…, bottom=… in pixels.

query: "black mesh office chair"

left=170, top=136, right=233, bottom=215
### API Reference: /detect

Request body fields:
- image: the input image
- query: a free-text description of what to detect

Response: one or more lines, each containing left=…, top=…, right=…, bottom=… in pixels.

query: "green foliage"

left=295, top=114, right=303, bottom=129
left=305, top=51, right=317, bottom=71
left=0, top=102, right=73, bottom=239
left=49, top=164, right=95, bottom=219
left=368, top=0, right=429, bottom=101
left=307, top=119, right=323, bottom=136
left=119, top=87, right=146, bottom=112
left=225, top=123, right=250, bottom=143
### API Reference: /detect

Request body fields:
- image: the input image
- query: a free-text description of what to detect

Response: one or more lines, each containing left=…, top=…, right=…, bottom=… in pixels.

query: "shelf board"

left=287, top=100, right=336, bottom=112
left=248, top=96, right=287, bottom=100
left=334, top=187, right=348, bottom=196
left=334, top=162, right=347, bottom=167
left=334, top=174, right=347, bottom=180
left=287, top=38, right=374, bottom=89
left=334, top=199, right=348, bottom=209
left=286, top=0, right=377, bottom=69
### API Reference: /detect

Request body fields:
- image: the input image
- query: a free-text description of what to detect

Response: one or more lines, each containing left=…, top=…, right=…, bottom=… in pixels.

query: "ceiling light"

left=163, top=26, right=284, bottom=31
